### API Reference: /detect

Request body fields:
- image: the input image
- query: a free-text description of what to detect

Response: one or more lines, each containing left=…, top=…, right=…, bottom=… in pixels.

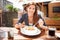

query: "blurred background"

left=0, top=0, right=60, bottom=29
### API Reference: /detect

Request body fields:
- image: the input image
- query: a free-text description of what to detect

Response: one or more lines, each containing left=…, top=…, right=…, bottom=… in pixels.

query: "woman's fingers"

left=15, top=24, right=20, bottom=28
left=15, top=23, right=25, bottom=28
left=39, top=19, right=44, bottom=27
left=41, top=26, right=48, bottom=30
left=18, top=23, right=25, bottom=28
left=21, top=24, right=25, bottom=28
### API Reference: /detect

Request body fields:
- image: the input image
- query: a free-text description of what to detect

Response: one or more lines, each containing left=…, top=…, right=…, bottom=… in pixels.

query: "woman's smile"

left=27, top=5, right=35, bottom=15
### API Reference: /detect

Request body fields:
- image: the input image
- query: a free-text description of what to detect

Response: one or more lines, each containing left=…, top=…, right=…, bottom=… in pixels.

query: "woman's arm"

left=15, top=14, right=25, bottom=29
left=15, top=22, right=25, bottom=29
left=38, top=19, right=48, bottom=30
left=38, top=14, right=48, bottom=30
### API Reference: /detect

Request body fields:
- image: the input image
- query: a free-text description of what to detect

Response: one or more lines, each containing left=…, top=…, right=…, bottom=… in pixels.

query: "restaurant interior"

left=0, top=0, right=60, bottom=40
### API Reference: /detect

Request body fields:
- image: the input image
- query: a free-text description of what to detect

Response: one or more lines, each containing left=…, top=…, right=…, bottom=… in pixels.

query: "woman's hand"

left=39, top=19, right=44, bottom=27
left=38, top=19, right=48, bottom=30
left=15, top=24, right=20, bottom=29
left=19, top=23, right=25, bottom=28
left=41, top=26, right=48, bottom=30
left=15, top=23, right=25, bottom=29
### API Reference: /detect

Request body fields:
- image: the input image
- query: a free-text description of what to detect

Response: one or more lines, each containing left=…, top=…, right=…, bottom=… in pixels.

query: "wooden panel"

left=13, top=19, right=18, bottom=26
left=0, top=18, right=1, bottom=27
left=0, top=10, right=2, bottom=27
left=45, top=19, right=60, bottom=26
left=48, top=2, right=60, bottom=17
left=45, top=19, right=60, bottom=28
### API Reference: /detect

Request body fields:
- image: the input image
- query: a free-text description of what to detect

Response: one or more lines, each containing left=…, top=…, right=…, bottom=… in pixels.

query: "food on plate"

left=26, top=26, right=35, bottom=30
left=20, top=26, right=41, bottom=36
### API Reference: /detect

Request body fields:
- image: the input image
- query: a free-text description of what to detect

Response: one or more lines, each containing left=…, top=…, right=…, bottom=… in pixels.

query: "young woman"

left=15, top=3, right=47, bottom=30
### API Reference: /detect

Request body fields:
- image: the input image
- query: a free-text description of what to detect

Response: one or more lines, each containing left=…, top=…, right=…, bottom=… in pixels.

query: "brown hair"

left=23, top=3, right=40, bottom=25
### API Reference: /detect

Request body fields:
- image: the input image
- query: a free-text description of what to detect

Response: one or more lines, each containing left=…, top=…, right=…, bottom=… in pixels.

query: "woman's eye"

left=29, top=7, right=31, bottom=9
left=33, top=8, right=35, bottom=10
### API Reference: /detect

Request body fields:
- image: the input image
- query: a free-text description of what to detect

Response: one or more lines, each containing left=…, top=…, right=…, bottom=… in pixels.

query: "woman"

left=15, top=3, right=47, bottom=30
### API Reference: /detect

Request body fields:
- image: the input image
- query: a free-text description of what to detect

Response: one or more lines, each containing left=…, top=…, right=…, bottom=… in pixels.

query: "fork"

left=33, top=19, right=40, bottom=27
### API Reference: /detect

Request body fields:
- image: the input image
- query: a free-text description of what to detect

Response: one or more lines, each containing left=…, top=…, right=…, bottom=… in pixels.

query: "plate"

left=55, top=32, right=60, bottom=38
left=20, top=26, right=41, bottom=36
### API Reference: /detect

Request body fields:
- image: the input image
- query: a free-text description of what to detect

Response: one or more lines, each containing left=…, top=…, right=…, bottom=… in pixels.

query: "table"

left=14, top=29, right=60, bottom=40
left=0, top=27, right=60, bottom=40
left=0, top=27, right=17, bottom=40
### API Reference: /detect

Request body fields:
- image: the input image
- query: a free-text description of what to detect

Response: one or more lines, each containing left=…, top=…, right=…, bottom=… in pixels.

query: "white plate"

left=55, top=32, right=60, bottom=38
left=20, top=26, right=41, bottom=36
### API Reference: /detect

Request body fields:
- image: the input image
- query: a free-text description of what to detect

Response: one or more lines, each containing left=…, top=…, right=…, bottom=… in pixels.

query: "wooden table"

left=0, top=27, right=59, bottom=40
left=13, top=29, right=60, bottom=40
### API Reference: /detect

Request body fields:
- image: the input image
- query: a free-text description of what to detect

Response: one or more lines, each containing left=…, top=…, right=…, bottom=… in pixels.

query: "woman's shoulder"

left=38, top=14, right=42, bottom=18
left=22, top=13, right=28, bottom=17
left=22, top=13, right=27, bottom=16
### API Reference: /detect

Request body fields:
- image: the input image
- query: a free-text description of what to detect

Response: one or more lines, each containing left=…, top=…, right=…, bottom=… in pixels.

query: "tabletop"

left=14, top=29, right=60, bottom=40
left=0, top=27, right=60, bottom=40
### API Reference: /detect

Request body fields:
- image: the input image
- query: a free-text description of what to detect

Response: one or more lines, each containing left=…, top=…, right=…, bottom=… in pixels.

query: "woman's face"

left=27, top=5, right=35, bottom=15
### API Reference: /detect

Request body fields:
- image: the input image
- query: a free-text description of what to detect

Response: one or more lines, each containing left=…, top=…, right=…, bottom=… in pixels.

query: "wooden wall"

left=0, top=18, right=1, bottom=27
left=0, top=10, right=2, bottom=27
left=48, top=2, right=60, bottom=18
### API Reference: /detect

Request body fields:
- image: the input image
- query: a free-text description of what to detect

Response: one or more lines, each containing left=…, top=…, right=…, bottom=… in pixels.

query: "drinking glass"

left=48, top=27, right=56, bottom=38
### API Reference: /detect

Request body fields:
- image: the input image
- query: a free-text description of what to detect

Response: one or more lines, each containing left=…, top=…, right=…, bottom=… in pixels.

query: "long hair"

left=23, top=3, right=40, bottom=24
